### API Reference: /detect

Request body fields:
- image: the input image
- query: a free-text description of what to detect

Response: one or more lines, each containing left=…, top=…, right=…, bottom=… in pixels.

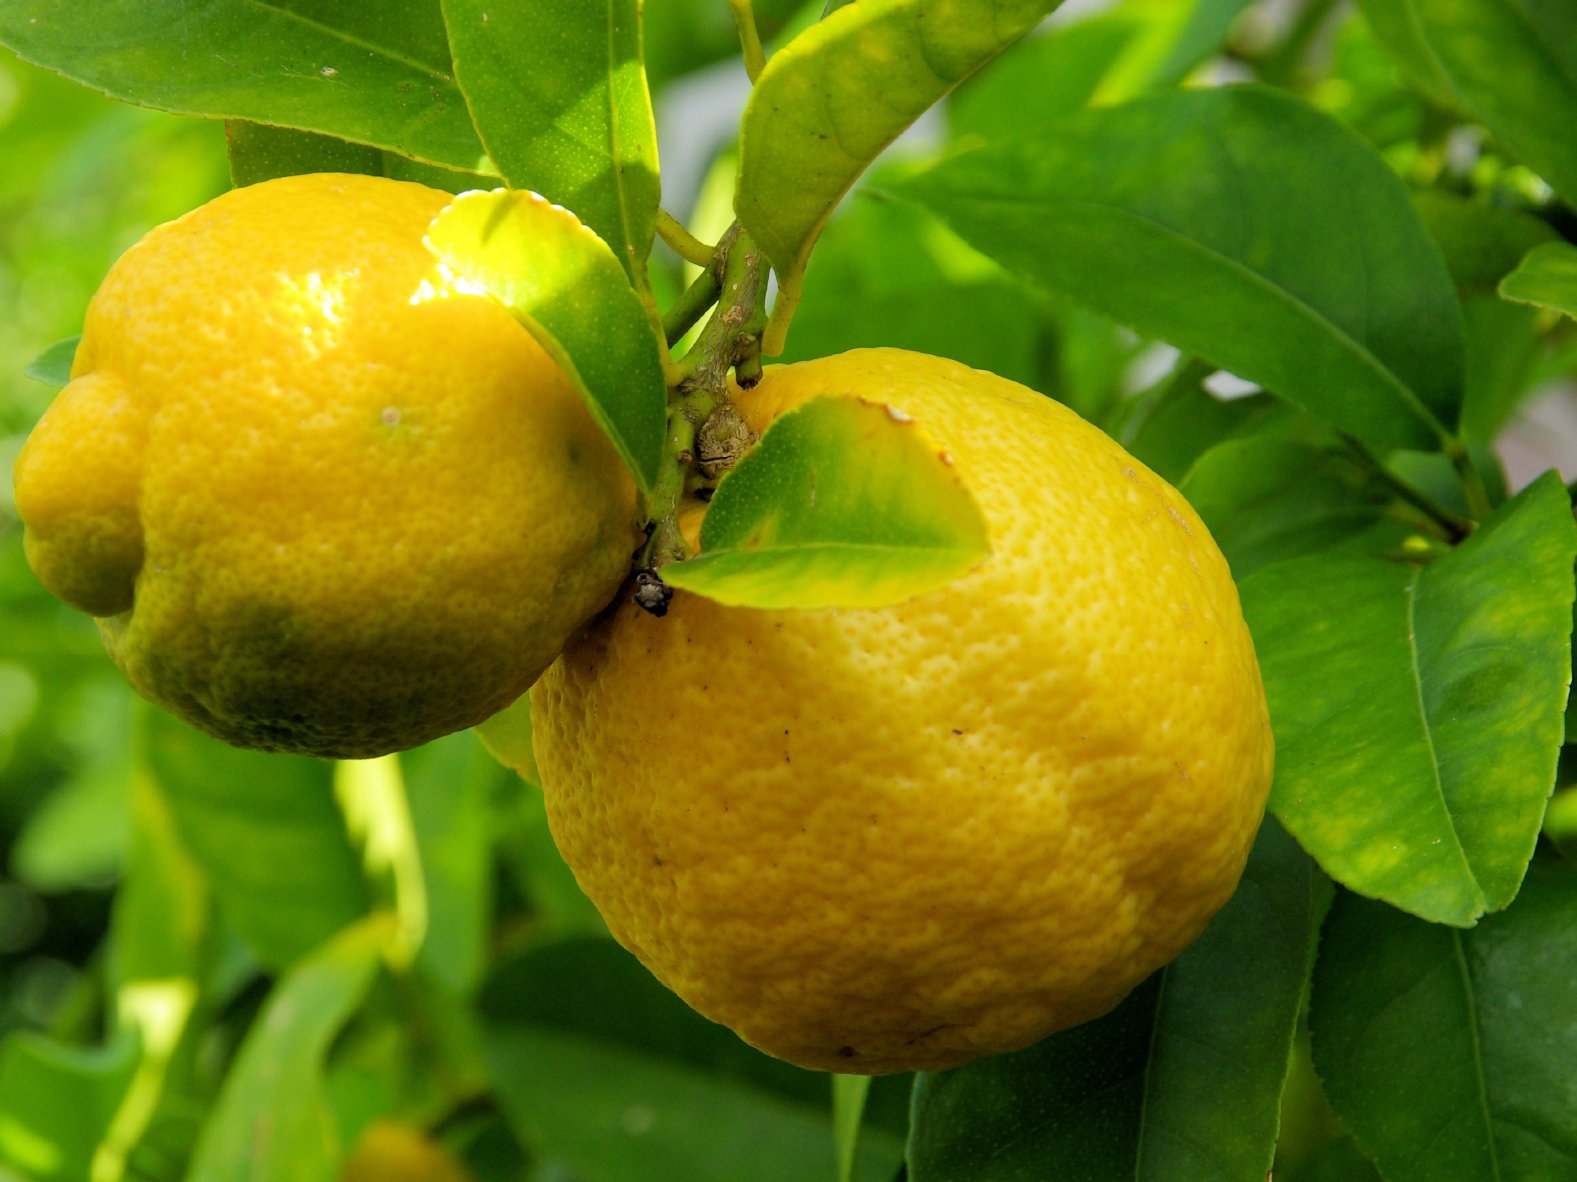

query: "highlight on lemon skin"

left=11, top=172, right=640, bottom=760
left=531, top=348, right=1274, bottom=1075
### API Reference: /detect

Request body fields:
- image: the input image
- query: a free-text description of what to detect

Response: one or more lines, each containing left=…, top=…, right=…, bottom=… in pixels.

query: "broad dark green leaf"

left=400, top=732, right=497, bottom=996
left=898, top=86, right=1464, bottom=450
left=949, top=18, right=1137, bottom=143
left=440, top=0, right=660, bottom=280
left=481, top=939, right=904, bottom=1182
left=1278, top=1138, right=1385, bottom=1182
left=1181, top=437, right=1409, bottom=579
left=908, top=818, right=1315, bottom=1181
left=1500, top=241, right=1577, bottom=320
left=1458, top=296, right=1549, bottom=443
left=0, top=0, right=490, bottom=173
left=1114, top=362, right=1281, bottom=485
left=424, top=189, right=667, bottom=495
left=736, top=0, right=1067, bottom=349
left=663, top=396, right=990, bottom=609
left=778, top=193, right=1045, bottom=390
left=0, top=1032, right=137, bottom=1182
left=23, top=337, right=78, bottom=389
left=1412, top=191, right=1558, bottom=295
left=1311, top=859, right=1577, bottom=1182
left=1239, top=473, right=1577, bottom=925
left=1401, top=0, right=1577, bottom=206
left=187, top=919, right=388, bottom=1181
left=226, top=121, right=489, bottom=192
left=142, top=710, right=368, bottom=971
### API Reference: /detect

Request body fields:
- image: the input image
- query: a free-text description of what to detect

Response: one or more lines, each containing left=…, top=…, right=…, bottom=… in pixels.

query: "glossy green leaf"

left=736, top=0, right=1067, bottom=340
left=225, top=121, right=489, bottom=192
left=1404, top=0, right=1577, bottom=206
left=898, top=86, right=1464, bottom=450
left=440, top=0, right=660, bottom=280
left=1499, top=241, right=1577, bottom=320
left=908, top=818, right=1316, bottom=1181
left=142, top=710, right=368, bottom=971
left=1311, top=858, right=1577, bottom=1182
left=23, top=337, right=77, bottom=389
left=663, top=396, right=990, bottom=610
left=0, top=1, right=490, bottom=173
left=187, top=918, right=388, bottom=1182
left=424, top=189, right=666, bottom=495
left=1181, top=437, right=1407, bottom=579
left=0, top=1032, right=138, bottom=1182
left=1239, top=473, right=1577, bottom=925
left=1412, top=191, right=1558, bottom=295
left=481, top=939, right=904, bottom=1182
left=777, top=192, right=1044, bottom=389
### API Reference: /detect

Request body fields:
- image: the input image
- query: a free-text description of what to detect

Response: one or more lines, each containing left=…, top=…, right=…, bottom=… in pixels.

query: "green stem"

left=663, top=265, right=723, bottom=346
left=656, top=208, right=717, bottom=267
left=1446, top=439, right=1495, bottom=522
left=730, top=0, right=768, bottom=81
left=643, top=224, right=769, bottom=575
left=1341, top=433, right=1475, bottom=542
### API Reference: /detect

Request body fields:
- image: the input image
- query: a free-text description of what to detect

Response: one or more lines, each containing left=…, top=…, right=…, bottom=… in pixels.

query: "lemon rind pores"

left=531, top=348, right=1274, bottom=1075
left=13, top=173, right=639, bottom=760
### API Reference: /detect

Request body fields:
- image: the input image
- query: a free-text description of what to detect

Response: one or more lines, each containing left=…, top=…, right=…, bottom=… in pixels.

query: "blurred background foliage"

left=1, top=0, right=1576, bottom=1178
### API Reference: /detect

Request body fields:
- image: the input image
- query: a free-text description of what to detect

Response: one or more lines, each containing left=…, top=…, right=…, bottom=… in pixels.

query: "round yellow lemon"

left=14, top=173, right=637, bottom=758
left=340, top=1121, right=471, bottom=1182
left=530, top=348, right=1273, bottom=1074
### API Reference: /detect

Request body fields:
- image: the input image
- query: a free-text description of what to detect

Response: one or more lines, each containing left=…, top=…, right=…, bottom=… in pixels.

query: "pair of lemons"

left=14, top=174, right=1272, bottom=1075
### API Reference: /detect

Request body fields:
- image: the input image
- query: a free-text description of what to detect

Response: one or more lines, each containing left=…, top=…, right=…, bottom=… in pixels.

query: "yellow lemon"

left=14, top=173, right=637, bottom=758
left=531, top=348, right=1272, bottom=1074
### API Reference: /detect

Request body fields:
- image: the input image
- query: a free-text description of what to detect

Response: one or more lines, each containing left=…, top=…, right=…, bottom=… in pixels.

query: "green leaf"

left=1500, top=241, right=1577, bottom=320
left=424, top=189, right=666, bottom=495
left=0, top=0, right=490, bottom=173
left=0, top=1032, right=138, bottom=1182
left=225, top=121, right=489, bottom=192
left=662, top=396, right=990, bottom=610
left=1351, top=0, right=1464, bottom=106
left=440, top=0, right=660, bottom=282
left=1181, top=437, right=1406, bottom=579
left=644, top=0, right=806, bottom=90
left=1412, top=191, right=1558, bottom=295
left=1402, top=0, right=1577, bottom=207
left=832, top=1075, right=871, bottom=1182
left=474, top=694, right=541, bottom=784
left=187, top=918, right=388, bottom=1182
left=24, top=337, right=78, bottom=389
left=143, top=709, right=368, bottom=971
left=1095, top=0, right=1257, bottom=99
left=897, top=85, right=1464, bottom=451
left=481, top=939, right=905, bottom=1182
left=776, top=192, right=1045, bottom=390
left=1239, top=473, right=1577, bottom=925
left=1458, top=296, right=1549, bottom=443
left=400, top=733, right=498, bottom=996
left=907, top=817, right=1316, bottom=1181
left=1311, top=858, right=1577, bottom=1182
left=736, top=0, right=1067, bottom=342
left=1115, top=361, right=1282, bottom=485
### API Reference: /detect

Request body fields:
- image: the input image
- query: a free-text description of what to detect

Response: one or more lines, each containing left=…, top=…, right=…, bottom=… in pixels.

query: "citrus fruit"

left=13, top=173, right=637, bottom=759
left=530, top=348, right=1273, bottom=1074
left=341, top=1121, right=471, bottom=1182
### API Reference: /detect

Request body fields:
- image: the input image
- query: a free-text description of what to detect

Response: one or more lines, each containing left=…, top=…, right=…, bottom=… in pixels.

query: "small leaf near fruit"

left=662, top=394, right=990, bottom=610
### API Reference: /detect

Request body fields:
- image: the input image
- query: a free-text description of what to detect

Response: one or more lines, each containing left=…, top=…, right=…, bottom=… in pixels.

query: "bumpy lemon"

left=14, top=173, right=637, bottom=758
left=531, top=348, right=1272, bottom=1074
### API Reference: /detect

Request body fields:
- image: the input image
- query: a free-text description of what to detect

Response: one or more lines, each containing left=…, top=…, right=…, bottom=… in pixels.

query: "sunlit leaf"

left=1312, top=858, right=1577, bottom=1182
left=0, top=0, right=490, bottom=172
left=1499, top=241, right=1577, bottom=321
left=441, top=0, right=660, bottom=283
left=898, top=85, right=1464, bottom=450
left=663, top=396, right=990, bottom=610
left=736, top=0, right=1067, bottom=348
left=187, top=918, right=389, bottom=1181
left=424, top=189, right=666, bottom=495
left=1239, top=473, right=1577, bottom=924
left=474, top=694, right=540, bottom=784
left=908, top=818, right=1315, bottom=1181
left=0, top=1032, right=138, bottom=1182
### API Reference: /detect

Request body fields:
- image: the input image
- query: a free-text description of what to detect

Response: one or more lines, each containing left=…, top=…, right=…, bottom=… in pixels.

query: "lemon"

left=530, top=348, right=1273, bottom=1074
left=14, top=173, right=637, bottom=758
left=341, top=1121, right=471, bottom=1182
